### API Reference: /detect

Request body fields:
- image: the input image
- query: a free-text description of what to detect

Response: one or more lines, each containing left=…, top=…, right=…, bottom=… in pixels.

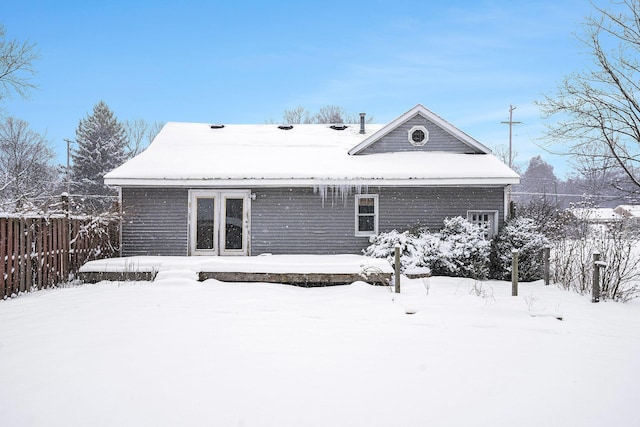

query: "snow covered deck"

left=78, top=255, right=394, bottom=286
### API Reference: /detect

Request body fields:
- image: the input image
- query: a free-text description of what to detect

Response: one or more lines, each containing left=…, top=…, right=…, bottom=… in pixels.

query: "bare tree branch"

left=539, top=0, right=640, bottom=191
left=0, top=24, right=39, bottom=103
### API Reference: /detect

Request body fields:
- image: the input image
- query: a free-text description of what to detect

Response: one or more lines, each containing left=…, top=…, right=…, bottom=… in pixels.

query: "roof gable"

left=348, top=104, right=491, bottom=155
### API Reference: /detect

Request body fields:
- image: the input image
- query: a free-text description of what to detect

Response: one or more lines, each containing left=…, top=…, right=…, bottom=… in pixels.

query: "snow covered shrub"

left=428, top=217, right=490, bottom=280
left=363, top=229, right=422, bottom=272
left=490, top=217, right=549, bottom=281
left=552, top=222, right=640, bottom=302
left=364, top=218, right=491, bottom=280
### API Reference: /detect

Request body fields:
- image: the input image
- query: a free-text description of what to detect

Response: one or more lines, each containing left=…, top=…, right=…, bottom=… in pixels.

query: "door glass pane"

left=196, top=198, right=215, bottom=250
left=225, top=198, right=244, bottom=250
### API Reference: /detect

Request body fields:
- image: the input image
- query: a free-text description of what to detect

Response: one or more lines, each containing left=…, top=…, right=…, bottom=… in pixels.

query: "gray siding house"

left=104, top=104, right=519, bottom=257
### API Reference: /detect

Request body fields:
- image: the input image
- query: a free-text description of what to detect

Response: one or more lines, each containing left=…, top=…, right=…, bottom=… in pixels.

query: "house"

left=614, top=205, right=640, bottom=225
left=104, top=104, right=520, bottom=257
left=567, top=208, right=623, bottom=225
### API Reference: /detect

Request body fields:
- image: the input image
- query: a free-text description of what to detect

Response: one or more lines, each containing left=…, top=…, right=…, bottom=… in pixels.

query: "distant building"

left=568, top=208, right=623, bottom=224
left=614, top=205, right=640, bottom=225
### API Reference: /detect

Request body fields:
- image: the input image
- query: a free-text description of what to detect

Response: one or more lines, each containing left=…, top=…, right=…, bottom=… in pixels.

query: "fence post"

left=543, top=245, right=551, bottom=286
left=592, top=251, right=601, bottom=303
left=394, top=244, right=401, bottom=294
left=62, top=193, right=70, bottom=282
left=512, top=249, right=519, bottom=296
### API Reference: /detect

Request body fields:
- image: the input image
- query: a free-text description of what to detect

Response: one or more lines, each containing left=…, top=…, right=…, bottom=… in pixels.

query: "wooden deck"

left=78, top=255, right=393, bottom=287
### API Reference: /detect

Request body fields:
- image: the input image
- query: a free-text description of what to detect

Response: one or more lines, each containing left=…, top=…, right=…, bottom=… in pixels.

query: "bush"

left=362, top=229, right=422, bottom=272
left=429, top=217, right=490, bottom=280
left=552, top=221, right=640, bottom=302
left=490, top=217, right=549, bottom=281
left=364, top=217, right=490, bottom=280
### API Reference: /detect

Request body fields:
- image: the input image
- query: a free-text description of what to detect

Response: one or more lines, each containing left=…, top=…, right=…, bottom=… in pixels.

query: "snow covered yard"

left=1, top=276, right=640, bottom=427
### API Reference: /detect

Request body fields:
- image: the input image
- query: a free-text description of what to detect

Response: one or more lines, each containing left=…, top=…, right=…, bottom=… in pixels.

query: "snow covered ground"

left=1, top=275, right=639, bottom=426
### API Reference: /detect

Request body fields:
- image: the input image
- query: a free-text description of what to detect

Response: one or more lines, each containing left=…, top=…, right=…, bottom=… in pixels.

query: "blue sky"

left=3, top=0, right=605, bottom=177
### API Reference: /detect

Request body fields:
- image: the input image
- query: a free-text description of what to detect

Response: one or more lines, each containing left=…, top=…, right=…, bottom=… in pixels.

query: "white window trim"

left=408, top=125, right=429, bottom=146
left=467, top=210, right=499, bottom=238
left=355, top=194, right=379, bottom=237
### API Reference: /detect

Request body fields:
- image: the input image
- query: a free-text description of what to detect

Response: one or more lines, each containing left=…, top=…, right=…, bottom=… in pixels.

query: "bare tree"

left=148, top=121, right=163, bottom=144
left=124, top=119, right=164, bottom=158
left=282, top=106, right=311, bottom=124
left=492, top=143, right=521, bottom=173
left=0, top=117, right=57, bottom=211
left=280, top=105, right=375, bottom=125
left=314, top=105, right=347, bottom=124
left=539, top=0, right=640, bottom=191
left=0, top=24, right=39, bottom=104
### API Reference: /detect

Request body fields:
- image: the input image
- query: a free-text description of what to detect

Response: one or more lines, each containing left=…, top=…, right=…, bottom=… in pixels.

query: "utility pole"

left=65, top=139, right=73, bottom=195
left=500, top=105, right=522, bottom=169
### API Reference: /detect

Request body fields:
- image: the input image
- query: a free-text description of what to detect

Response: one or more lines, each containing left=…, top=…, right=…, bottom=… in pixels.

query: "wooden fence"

left=1, top=215, right=119, bottom=299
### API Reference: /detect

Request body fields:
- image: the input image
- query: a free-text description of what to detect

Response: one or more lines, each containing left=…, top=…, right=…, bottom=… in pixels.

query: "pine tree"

left=71, top=101, right=127, bottom=211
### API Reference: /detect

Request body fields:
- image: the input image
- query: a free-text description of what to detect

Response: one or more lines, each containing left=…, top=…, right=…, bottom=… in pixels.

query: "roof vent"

left=330, top=125, right=348, bottom=130
left=210, top=124, right=225, bottom=129
left=278, top=125, right=294, bottom=130
left=359, top=113, right=366, bottom=134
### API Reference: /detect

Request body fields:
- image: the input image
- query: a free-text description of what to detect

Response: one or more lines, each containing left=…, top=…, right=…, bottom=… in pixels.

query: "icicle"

left=314, top=184, right=368, bottom=207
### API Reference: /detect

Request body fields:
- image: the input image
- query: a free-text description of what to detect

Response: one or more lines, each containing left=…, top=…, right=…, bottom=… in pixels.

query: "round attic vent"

left=408, top=125, right=429, bottom=146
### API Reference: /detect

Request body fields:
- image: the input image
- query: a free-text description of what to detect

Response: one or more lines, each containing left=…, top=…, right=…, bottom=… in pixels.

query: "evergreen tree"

left=71, top=101, right=127, bottom=211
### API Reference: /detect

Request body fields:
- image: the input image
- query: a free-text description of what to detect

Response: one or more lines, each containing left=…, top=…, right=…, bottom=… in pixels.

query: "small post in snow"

left=394, top=244, right=401, bottom=294
left=543, top=245, right=551, bottom=286
left=592, top=251, right=601, bottom=303
left=512, top=249, right=519, bottom=296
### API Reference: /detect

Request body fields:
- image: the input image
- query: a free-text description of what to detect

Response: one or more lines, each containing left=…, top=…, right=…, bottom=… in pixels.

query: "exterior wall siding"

left=121, top=185, right=505, bottom=256
left=360, top=114, right=479, bottom=154
left=251, top=186, right=505, bottom=255
left=121, top=187, right=189, bottom=256
left=250, top=187, right=370, bottom=255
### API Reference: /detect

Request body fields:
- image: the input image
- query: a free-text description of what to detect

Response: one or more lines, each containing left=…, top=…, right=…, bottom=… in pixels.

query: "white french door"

left=189, top=190, right=250, bottom=256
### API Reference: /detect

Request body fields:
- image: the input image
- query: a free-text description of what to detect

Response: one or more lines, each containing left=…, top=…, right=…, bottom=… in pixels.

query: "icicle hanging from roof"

left=313, top=184, right=369, bottom=207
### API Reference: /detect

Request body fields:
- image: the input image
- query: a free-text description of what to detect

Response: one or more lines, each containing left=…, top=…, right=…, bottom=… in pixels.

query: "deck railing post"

left=592, top=251, right=601, bottom=303
left=394, top=244, right=401, bottom=294
left=543, top=245, right=551, bottom=286
left=512, top=249, right=519, bottom=296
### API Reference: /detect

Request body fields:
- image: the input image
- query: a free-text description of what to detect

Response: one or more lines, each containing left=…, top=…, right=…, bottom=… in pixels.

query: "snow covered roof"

left=105, top=111, right=519, bottom=188
left=614, top=205, right=640, bottom=218
left=569, top=208, right=623, bottom=222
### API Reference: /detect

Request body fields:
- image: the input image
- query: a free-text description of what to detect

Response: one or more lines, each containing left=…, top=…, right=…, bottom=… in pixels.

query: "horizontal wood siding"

left=120, top=186, right=505, bottom=256
left=251, top=186, right=505, bottom=255
left=361, top=114, right=479, bottom=154
left=378, top=186, right=505, bottom=233
left=121, top=187, right=188, bottom=256
left=251, top=188, right=369, bottom=255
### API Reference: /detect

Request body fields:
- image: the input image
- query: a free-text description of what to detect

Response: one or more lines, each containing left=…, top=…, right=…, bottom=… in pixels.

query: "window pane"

left=359, top=216, right=375, bottom=232
left=225, top=198, right=244, bottom=250
left=412, top=129, right=425, bottom=143
left=358, top=197, right=375, bottom=214
left=196, top=198, right=215, bottom=250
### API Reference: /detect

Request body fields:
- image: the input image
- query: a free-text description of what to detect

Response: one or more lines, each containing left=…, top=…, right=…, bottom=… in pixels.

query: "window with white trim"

left=467, top=210, right=498, bottom=238
left=355, top=194, right=378, bottom=237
